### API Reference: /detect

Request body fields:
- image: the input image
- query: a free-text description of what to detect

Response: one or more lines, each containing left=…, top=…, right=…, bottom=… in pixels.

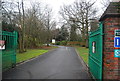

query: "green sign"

left=115, top=30, right=120, bottom=37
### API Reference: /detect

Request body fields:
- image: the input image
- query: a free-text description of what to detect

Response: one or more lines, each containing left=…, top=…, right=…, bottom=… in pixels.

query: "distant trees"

left=24, top=2, right=45, bottom=48
left=2, top=0, right=100, bottom=49
left=55, top=25, right=69, bottom=41
left=59, top=0, right=98, bottom=47
left=2, top=0, right=56, bottom=52
left=43, top=5, right=56, bottom=46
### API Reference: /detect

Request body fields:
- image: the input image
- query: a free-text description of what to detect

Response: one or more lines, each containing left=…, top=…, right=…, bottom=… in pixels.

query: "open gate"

left=89, top=22, right=103, bottom=80
left=0, top=31, right=18, bottom=72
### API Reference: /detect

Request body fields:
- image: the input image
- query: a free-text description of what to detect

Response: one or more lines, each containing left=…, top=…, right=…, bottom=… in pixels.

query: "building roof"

left=99, top=2, right=120, bottom=21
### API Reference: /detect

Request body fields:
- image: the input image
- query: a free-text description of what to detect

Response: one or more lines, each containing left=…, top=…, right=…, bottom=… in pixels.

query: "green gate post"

left=2, top=31, right=18, bottom=72
left=0, top=30, right=2, bottom=80
left=89, top=22, right=103, bottom=80
left=99, top=22, right=103, bottom=80
left=13, top=31, right=18, bottom=67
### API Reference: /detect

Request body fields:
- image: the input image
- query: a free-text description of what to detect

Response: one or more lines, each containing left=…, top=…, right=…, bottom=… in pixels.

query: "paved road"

left=3, top=46, right=92, bottom=79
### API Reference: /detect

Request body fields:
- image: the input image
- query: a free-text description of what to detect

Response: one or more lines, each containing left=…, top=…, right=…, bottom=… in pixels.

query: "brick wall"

left=103, top=17, right=120, bottom=80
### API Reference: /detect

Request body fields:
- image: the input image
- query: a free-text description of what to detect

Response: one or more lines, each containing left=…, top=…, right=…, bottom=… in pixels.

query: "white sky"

left=29, top=0, right=104, bottom=28
left=39, top=0, right=75, bottom=26
left=27, top=0, right=77, bottom=27
left=40, top=0, right=75, bottom=19
left=11, top=0, right=105, bottom=27
left=35, top=0, right=103, bottom=16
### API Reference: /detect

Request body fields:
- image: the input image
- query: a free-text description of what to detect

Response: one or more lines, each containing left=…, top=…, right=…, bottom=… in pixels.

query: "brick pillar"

left=100, top=2, right=120, bottom=80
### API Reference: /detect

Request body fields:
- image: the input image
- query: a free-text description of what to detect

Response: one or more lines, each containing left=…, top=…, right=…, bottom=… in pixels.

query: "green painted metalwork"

left=89, top=22, right=103, bottom=80
left=1, top=31, right=18, bottom=72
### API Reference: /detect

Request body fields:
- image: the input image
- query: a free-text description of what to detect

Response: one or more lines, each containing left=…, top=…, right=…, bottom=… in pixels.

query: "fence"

left=1, top=31, right=18, bottom=72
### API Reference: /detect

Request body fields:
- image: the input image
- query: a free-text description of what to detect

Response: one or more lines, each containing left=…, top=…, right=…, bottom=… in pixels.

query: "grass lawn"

left=16, top=49, right=48, bottom=63
left=75, top=46, right=89, bottom=64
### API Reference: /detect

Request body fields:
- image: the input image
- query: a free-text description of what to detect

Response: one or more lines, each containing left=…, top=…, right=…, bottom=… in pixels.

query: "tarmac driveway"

left=3, top=46, right=92, bottom=79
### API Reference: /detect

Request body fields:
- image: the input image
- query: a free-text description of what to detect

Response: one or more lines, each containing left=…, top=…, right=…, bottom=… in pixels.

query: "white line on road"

left=66, top=47, right=68, bottom=50
left=66, top=47, right=71, bottom=55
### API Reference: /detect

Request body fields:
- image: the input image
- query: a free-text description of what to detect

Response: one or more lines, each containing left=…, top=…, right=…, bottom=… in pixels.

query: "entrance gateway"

left=88, top=1, right=120, bottom=80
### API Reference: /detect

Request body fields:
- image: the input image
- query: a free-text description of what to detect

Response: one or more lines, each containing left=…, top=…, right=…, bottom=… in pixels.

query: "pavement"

left=3, top=46, right=92, bottom=79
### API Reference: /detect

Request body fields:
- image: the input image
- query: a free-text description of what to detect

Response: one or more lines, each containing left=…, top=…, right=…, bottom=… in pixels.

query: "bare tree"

left=24, top=2, right=46, bottom=48
left=59, top=0, right=97, bottom=47
left=2, top=0, right=17, bottom=24
left=2, top=0, right=56, bottom=50
left=21, top=0, right=25, bottom=51
left=101, top=0, right=111, bottom=8
left=15, top=0, right=26, bottom=53
left=43, top=5, right=56, bottom=46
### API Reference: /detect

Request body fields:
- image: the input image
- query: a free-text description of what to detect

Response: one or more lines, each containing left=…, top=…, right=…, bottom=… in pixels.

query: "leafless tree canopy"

left=59, top=0, right=98, bottom=47
left=101, top=0, right=111, bottom=10
left=2, top=0, right=56, bottom=52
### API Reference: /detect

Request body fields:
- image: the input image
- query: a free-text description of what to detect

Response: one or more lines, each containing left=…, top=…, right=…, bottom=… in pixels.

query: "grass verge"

left=16, top=46, right=58, bottom=63
left=16, top=49, right=48, bottom=63
left=75, top=46, right=89, bottom=64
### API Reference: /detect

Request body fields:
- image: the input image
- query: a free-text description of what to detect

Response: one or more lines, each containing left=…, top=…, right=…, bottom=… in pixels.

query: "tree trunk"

left=85, top=12, right=89, bottom=48
left=19, top=31, right=25, bottom=53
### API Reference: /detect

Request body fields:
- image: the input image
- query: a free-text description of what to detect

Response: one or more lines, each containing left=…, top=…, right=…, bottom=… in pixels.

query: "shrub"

left=60, top=41, right=67, bottom=45
left=55, top=41, right=61, bottom=45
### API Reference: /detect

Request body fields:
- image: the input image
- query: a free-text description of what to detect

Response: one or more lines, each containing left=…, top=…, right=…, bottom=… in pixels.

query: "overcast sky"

left=29, top=0, right=104, bottom=16
left=37, top=0, right=75, bottom=24
left=12, top=0, right=105, bottom=27
left=27, top=0, right=104, bottom=27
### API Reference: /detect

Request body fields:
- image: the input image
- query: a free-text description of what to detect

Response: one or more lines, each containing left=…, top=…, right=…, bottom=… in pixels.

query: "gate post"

left=13, top=31, right=18, bottom=66
left=99, top=1, right=120, bottom=80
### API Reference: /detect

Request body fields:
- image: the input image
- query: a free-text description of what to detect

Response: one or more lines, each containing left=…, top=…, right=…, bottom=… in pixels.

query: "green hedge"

left=55, top=41, right=67, bottom=45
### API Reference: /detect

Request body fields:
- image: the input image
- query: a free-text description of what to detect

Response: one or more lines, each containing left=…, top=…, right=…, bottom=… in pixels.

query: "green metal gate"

left=0, top=31, right=18, bottom=72
left=89, top=22, right=103, bottom=80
